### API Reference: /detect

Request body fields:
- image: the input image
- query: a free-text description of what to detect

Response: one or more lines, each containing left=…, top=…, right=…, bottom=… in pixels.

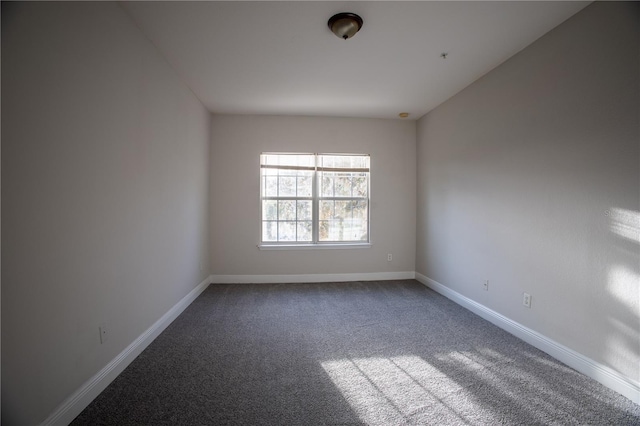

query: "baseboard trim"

left=41, top=276, right=212, bottom=426
left=210, top=271, right=416, bottom=284
left=39, top=270, right=638, bottom=425
left=415, top=272, right=640, bottom=405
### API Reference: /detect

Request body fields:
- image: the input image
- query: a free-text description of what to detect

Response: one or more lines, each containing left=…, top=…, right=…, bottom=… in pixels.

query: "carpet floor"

left=72, top=280, right=640, bottom=425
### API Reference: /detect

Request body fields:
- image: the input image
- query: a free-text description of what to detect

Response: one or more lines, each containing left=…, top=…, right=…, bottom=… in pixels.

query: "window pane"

left=262, top=200, right=277, bottom=220
left=334, top=175, right=352, bottom=197
left=320, top=171, right=364, bottom=197
left=334, top=200, right=350, bottom=219
left=297, top=174, right=313, bottom=197
left=278, top=175, right=296, bottom=196
left=319, top=219, right=368, bottom=242
left=261, top=154, right=315, bottom=168
left=278, top=200, right=296, bottom=221
left=297, top=201, right=312, bottom=220
left=278, top=221, right=296, bottom=241
left=353, top=174, right=368, bottom=197
left=319, top=220, right=330, bottom=241
left=319, top=220, right=349, bottom=241
left=262, top=221, right=277, bottom=241
left=352, top=200, right=368, bottom=221
left=318, top=200, right=368, bottom=242
left=297, top=221, right=312, bottom=242
left=265, top=176, right=278, bottom=197
left=319, top=155, right=370, bottom=170
left=319, top=200, right=334, bottom=221
left=262, top=167, right=278, bottom=176
left=346, top=219, right=368, bottom=241
left=320, top=175, right=334, bottom=197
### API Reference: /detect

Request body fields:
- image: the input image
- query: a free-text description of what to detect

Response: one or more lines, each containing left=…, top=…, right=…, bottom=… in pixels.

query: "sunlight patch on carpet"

left=321, top=355, right=484, bottom=425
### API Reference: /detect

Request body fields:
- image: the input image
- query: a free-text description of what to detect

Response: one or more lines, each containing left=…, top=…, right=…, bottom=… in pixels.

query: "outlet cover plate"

left=99, top=324, right=108, bottom=344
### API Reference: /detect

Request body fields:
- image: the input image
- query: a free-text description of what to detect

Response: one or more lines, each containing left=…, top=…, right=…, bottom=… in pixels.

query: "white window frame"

left=258, top=152, right=371, bottom=250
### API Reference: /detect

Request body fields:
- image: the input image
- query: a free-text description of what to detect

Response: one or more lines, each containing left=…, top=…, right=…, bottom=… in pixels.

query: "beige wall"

left=416, top=2, right=639, bottom=384
left=210, top=115, right=416, bottom=276
left=2, top=1, right=638, bottom=423
left=1, top=3, right=211, bottom=424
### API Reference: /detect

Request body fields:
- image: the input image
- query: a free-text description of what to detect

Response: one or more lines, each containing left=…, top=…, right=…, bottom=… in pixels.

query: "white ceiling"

left=121, top=1, right=589, bottom=120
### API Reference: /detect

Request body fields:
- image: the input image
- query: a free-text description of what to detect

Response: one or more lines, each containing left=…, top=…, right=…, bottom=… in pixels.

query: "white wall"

left=417, top=1, right=639, bottom=386
left=210, top=115, right=416, bottom=277
left=1, top=3, right=211, bottom=424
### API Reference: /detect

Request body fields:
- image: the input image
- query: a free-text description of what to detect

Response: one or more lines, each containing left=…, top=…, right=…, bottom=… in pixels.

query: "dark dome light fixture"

left=328, top=13, right=363, bottom=40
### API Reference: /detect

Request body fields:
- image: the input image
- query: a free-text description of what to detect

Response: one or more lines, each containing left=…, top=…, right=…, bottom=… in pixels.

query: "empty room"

left=2, top=1, right=639, bottom=425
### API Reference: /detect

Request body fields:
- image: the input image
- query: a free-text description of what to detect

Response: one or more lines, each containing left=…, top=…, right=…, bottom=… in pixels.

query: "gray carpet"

left=72, top=280, right=640, bottom=425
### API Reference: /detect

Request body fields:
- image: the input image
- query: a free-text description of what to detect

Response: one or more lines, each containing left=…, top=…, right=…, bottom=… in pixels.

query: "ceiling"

left=121, top=1, right=589, bottom=120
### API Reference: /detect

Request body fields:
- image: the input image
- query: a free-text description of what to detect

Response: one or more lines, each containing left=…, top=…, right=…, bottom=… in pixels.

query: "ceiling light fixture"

left=399, top=112, right=410, bottom=118
left=328, top=13, right=363, bottom=40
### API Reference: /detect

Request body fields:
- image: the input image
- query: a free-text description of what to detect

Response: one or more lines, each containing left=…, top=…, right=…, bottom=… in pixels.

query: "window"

left=260, top=153, right=370, bottom=246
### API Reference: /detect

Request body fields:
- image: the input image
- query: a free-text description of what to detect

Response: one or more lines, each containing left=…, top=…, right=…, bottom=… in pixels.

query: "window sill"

left=258, top=243, right=372, bottom=251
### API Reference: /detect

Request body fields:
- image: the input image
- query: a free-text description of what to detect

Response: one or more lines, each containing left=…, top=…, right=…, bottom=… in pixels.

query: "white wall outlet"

left=523, top=292, right=531, bottom=308
left=99, top=324, right=108, bottom=344
left=483, top=280, right=489, bottom=291
left=387, top=253, right=392, bottom=262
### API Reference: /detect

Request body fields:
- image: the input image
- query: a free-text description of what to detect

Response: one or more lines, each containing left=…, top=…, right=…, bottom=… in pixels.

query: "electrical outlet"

left=523, top=293, right=531, bottom=308
left=483, top=280, right=489, bottom=291
left=99, top=324, right=108, bottom=344
left=387, top=254, right=392, bottom=262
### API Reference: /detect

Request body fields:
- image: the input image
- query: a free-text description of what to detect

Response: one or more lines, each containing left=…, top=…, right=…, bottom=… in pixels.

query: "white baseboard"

left=41, top=276, right=212, bottom=426
left=415, top=272, right=640, bottom=405
left=39, top=270, right=638, bottom=426
left=210, top=271, right=415, bottom=284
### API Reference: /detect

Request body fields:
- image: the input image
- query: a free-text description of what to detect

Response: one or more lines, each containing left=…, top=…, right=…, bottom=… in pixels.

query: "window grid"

left=318, top=170, right=369, bottom=242
left=260, top=153, right=369, bottom=245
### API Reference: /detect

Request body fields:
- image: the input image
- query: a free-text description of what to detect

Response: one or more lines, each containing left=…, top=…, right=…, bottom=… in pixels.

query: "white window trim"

left=257, top=242, right=372, bottom=250
left=258, top=152, right=371, bottom=249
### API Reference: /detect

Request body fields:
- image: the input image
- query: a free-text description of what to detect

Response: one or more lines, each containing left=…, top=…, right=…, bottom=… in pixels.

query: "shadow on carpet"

left=72, top=280, right=640, bottom=425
